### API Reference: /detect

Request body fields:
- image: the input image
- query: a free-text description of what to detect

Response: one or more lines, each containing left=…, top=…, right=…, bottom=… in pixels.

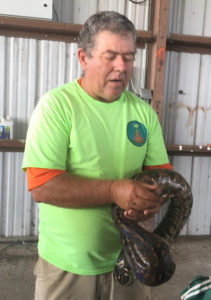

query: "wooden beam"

left=2, top=16, right=211, bottom=53
left=167, top=33, right=211, bottom=55
left=0, top=139, right=25, bottom=152
left=1, top=140, right=211, bottom=156
left=146, top=0, right=169, bottom=120
left=0, top=16, right=81, bottom=43
left=136, top=30, right=154, bottom=48
left=0, top=15, right=153, bottom=48
left=166, top=144, right=211, bottom=157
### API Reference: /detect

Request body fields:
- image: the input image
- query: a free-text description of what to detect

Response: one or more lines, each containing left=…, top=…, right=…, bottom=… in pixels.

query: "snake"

left=111, top=168, right=193, bottom=287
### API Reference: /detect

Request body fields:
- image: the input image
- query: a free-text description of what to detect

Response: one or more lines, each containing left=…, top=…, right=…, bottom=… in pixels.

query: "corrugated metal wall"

left=53, top=0, right=150, bottom=29
left=158, top=0, right=211, bottom=235
left=0, top=0, right=210, bottom=237
left=0, top=38, right=81, bottom=236
left=0, top=0, right=148, bottom=237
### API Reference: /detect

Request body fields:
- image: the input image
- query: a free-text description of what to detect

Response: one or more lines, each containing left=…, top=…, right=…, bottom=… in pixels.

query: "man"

left=22, top=11, right=172, bottom=300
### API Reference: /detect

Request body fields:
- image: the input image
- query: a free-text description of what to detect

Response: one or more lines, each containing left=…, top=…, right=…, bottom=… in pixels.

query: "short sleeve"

left=143, top=108, right=169, bottom=166
left=22, top=92, right=71, bottom=170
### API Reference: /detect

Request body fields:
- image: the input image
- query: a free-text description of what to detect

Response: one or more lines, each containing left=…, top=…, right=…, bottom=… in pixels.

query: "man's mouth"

left=109, top=79, right=122, bottom=83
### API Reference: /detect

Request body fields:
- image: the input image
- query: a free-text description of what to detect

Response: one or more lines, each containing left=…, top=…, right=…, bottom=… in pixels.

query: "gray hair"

left=78, top=11, right=137, bottom=57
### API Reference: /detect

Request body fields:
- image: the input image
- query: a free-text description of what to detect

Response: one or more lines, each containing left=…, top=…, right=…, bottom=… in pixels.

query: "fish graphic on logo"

left=127, top=121, right=147, bottom=147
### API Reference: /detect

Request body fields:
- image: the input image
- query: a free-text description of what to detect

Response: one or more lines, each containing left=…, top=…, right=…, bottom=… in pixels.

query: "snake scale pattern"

left=111, top=169, right=193, bottom=287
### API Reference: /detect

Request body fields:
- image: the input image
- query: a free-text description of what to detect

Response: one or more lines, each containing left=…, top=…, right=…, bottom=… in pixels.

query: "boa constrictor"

left=111, top=169, right=193, bottom=287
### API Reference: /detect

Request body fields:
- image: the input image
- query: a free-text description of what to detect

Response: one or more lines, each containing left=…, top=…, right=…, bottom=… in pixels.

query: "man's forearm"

left=31, top=172, right=162, bottom=221
left=31, top=173, right=114, bottom=208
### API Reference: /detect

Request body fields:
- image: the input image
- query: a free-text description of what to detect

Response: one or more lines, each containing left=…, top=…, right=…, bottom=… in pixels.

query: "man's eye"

left=104, top=55, right=116, bottom=61
left=103, top=53, right=135, bottom=62
left=123, top=54, right=135, bottom=62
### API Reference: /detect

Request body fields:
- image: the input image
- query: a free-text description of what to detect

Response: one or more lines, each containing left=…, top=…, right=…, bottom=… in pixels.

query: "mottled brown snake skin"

left=112, top=169, right=193, bottom=287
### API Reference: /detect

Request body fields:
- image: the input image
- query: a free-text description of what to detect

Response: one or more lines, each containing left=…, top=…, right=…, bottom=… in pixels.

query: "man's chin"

left=106, top=88, right=125, bottom=101
left=103, top=93, right=122, bottom=102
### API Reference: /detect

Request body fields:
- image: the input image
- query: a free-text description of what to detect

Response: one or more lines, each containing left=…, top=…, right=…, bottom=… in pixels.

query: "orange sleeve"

left=143, top=163, right=173, bottom=171
left=26, top=167, right=66, bottom=191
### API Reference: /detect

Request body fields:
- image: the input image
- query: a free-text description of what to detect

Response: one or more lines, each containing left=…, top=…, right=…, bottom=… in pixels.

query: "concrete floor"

left=0, top=237, right=210, bottom=300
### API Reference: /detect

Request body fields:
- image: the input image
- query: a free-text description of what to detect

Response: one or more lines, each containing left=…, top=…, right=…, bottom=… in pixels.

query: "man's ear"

left=77, top=48, right=88, bottom=72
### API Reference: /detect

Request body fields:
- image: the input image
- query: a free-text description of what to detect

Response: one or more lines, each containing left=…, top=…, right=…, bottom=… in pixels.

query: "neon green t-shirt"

left=22, top=79, right=169, bottom=275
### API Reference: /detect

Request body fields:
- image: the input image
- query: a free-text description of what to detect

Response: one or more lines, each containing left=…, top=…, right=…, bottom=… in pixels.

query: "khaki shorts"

left=34, top=257, right=151, bottom=300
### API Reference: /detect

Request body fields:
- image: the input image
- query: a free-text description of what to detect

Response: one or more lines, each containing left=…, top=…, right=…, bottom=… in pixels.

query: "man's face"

left=78, top=31, right=135, bottom=102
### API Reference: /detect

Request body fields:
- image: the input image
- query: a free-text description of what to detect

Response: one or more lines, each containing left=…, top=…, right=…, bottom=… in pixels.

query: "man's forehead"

left=93, top=32, right=135, bottom=51
left=94, top=30, right=134, bottom=43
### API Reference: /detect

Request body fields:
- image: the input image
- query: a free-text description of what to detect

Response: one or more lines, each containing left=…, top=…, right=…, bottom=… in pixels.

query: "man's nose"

left=113, top=55, right=127, bottom=72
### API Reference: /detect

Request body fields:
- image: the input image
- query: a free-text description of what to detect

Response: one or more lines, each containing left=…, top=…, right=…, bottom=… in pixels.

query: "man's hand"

left=110, top=179, right=163, bottom=221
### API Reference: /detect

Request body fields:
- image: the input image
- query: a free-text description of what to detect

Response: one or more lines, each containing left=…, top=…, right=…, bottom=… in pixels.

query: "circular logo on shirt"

left=127, top=121, right=147, bottom=147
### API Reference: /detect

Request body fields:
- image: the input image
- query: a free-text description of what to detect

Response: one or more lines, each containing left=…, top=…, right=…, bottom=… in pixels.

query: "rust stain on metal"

left=168, top=102, right=211, bottom=135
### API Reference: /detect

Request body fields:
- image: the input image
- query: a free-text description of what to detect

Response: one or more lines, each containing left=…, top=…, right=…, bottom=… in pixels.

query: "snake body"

left=111, top=169, right=193, bottom=287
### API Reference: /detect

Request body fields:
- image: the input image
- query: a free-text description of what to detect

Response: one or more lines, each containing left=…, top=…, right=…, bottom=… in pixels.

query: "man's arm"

left=31, top=172, right=162, bottom=221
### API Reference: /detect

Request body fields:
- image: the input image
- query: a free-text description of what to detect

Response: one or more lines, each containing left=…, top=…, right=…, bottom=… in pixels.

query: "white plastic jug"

left=0, top=116, right=13, bottom=139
